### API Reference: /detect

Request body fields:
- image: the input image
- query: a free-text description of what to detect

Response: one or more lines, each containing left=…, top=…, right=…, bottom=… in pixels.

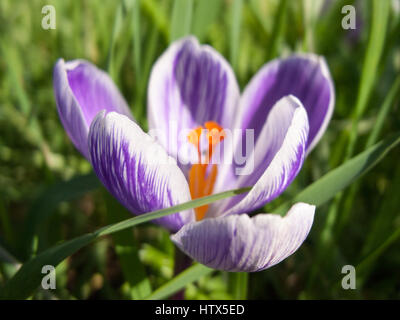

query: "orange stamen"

left=204, top=121, right=225, bottom=162
left=187, top=126, right=203, bottom=161
left=187, top=122, right=225, bottom=221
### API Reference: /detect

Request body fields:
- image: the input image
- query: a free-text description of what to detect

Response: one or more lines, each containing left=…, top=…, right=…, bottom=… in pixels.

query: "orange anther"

left=187, top=121, right=224, bottom=220
left=187, top=126, right=203, bottom=162
left=204, top=121, right=225, bottom=144
left=187, top=126, right=203, bottom=147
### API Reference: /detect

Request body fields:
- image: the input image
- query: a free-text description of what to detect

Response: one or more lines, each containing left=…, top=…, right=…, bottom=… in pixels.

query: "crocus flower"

left=53, top=36, right=334, bottom=272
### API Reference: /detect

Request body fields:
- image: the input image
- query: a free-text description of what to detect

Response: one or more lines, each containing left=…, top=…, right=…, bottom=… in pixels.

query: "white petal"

left=172, top=203, right=315, bottom=272
left=88, top=111, right=194, bottom=231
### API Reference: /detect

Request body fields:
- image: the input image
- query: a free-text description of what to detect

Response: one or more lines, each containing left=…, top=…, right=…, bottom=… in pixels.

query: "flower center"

left=187, top=121, right=225, bottom=221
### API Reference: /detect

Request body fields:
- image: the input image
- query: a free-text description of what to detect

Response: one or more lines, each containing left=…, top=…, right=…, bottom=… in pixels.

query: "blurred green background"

left=0, top=0, right=399, bottom=299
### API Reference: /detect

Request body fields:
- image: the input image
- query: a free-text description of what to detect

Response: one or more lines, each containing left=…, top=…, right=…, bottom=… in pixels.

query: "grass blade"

left=275, top=132, right=400, bottom=213
left=135, top=27, right=159, bottom=124
left=230, top=0, right=243, bottom=72
left=132, top=0, right=142, bottom=79
left=145, top=263, right=213, bottom=300
left=1, top=233, right=96, bottom=299
left=170, top=0, right=194, bottom=42
left=106, top=0, right=125, bottom=77
left=267, top=0, right=288, bottom=60
left=192, top=0, right=223, bottom=41
left=360, top=165, right=400, bottom=258
left=0, top=186, right=250, bottom=299
left=105, top=193, right=152, bottom=299
left=141, top=0, right=169, bottom=41
left=345, top=0, right=391, bottom=159
left=357, top=227, right=400, bottom=287
left=19, top=174, right=100, bottom=260
left=335, top=75, right=400, bottom=233
left=228, top=272, right=248, bottom=300
left=366, top=76, right=400, bottom=147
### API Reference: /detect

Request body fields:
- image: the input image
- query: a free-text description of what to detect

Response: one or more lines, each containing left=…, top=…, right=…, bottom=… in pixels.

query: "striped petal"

left=172, top=203, right=315, bottom=272
left=147, top=36, right=240, bottom=167
left=88, top=111, right=194, bottom=232
left=211, top=96, right=309, bottom=217
left=53, top=59, right=133, bottom=159
left=237, top=54, right=334, bottom=153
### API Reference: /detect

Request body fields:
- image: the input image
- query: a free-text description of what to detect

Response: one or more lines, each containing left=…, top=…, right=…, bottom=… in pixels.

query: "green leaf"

left=135, top=26, right=159, bottom=124
left=230, top=0, right=243, bottom=72
left=366, top=76, right=400, bottom=148
left=0, top=187, right=250, bottom=299
left=0, top=196, right=13, bottom=245
left=145, top=263, right=213, bottom=300
left=345, top=0, right=391, bottom=159
left=19, top=174, right=100, bottom=260
left=357, top=227, right=400, bottom=284
left=335, top=75, right=400, bottom=233
left=1, top=233, right=96, bottom=300
left=0, top=244, right=19, bottom=266
left=115, top=242, right=152, bottom=299
left=302, top=0, right=324, bottom=51
left=140, top=243, right=173, bottom=278
left=105, top=193, right=152, bottom=299
left=0, top=40, right=30, bottom=115
left=267, top=0, right=288, bottom=59
left=170, top=0, right=194, bottom=42
left=360, top=166, right=400, bottom=260
left=131, top=0, right=142, bottom=79
left=107, top=0, right=136, bottom=82
left=141, top=0, right=169, bottom=41
left=228, top=272, right=248, bottom=300
left=106, top=0, right=125, bottom=76
left=191, top=0, right=223, bottom=41
left=275, top=132, right=400, bottom=213
left=0, top=243, right=21, bottom=281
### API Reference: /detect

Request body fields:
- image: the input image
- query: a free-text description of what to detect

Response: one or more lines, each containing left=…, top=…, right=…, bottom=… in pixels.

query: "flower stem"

left=228, top=272, right=248, bottom=300
left=170, top=249, right=192, bottom=300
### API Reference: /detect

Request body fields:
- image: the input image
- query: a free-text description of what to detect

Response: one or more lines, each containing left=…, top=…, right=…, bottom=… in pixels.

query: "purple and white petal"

left=53, top=59, right=133, bottom=158
left=147, top=36, right=240, bottom=168
left=236, top=53, right=334, bottom=153
left=210, top=96, right=309, bottom=217
left=172, top=203, right=315, bottom=272
left=88, top=111, right=194, bottom=232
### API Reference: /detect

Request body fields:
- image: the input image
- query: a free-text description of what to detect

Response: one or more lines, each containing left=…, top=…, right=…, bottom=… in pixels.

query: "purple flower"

left=53, top=36, right=334, bottom=272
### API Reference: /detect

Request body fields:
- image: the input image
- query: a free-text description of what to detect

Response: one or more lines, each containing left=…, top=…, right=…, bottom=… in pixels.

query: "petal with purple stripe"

left=147, top=36, right=240, bottom=167
left=172, top=203, right=315, bottom=272
left=53, top=59, right=133, bottom=158
left=237, top=54, right=334, bottom=153
left=210, top=96, right=309, bottom=217
left=88, top=111, right=194, bottom=232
